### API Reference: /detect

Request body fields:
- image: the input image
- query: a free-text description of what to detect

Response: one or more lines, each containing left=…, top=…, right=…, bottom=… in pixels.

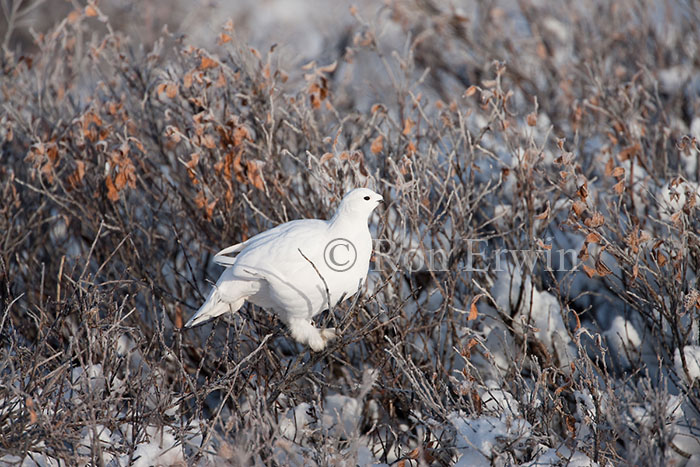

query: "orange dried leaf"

left=114, top=171, right=127, bottom=190
left=612, top=166, right=625, bottom=178
left=586, top=232, right=601, bottom=244
left=247, top=161, right=265, bottom=190
left=85, top=4, right=98, bottom=17
left=577, top=183, right=588, bottom=200
left=26, top=397, right=38, bottom=424
left=657, top=253, right=667, bottom=267
left=527, top=112, right=537, bottom=126
left=105, top=175, right=119, bottom=202
left=199, top=56, right=219, bottom=70
left=586, top=212, right=605, bottom=228
left=183, top=71, right=193, bottom=89
left=166, top=83, right=178, bottom=98
left=535, top=201, right=550, bottom=220
left=595, top=258, right=612, bottom=277
left=613, top=180, right=625, bottom=194
left=218, top=33, right=232, bottom=45
left=619, top=143, right=640, bottom=161
left=406, top=141, right=416, bottom=155
left=402, top=118, right=415, bottom=136
left=370, top=134, right=384, bottom=155
left=320, top=152, right=334, bottom=164
left=572, top=200, right=587, bottom=217
left=582, top=264, right=596, bottom=278
left=464, top=85, right=477, bottom=97
left=468, top=294, right=483, bottom=321
left=175, top=306, right=183, bottom=329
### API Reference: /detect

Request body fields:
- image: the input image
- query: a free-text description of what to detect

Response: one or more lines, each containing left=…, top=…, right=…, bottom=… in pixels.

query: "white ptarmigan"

left=185, top=188, right=383, bottom=351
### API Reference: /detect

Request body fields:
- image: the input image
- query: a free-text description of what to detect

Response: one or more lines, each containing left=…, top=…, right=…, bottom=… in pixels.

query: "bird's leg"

left=288, top=319, right=336, bottom=352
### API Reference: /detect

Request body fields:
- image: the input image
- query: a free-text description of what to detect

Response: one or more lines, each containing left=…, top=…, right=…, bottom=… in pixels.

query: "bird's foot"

left=320, top=327, right=337, bottom=344
left=289, top=320, right=336, bottom=352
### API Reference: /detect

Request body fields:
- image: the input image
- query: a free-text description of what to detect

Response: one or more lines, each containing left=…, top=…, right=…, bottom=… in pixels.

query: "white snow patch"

left=603, top=316, right=641, bottom=368
left=449, top=412, right=532, bottom=466
left=674, top=346, right=700, bottom=385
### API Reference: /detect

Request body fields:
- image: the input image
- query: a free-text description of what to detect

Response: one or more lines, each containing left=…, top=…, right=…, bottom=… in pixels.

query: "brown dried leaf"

left=572, top=200, right=587, bottom=217
left=320, top=152, right=334, bottom=164
left=585, top=232, right=601, bottom=244
left=370, top=134, right=383, bottom=155
left=199, top=56, right=219, bottom=70
left=175, top=305, right=183, bottom=329
left=402, top=118, right=415, bottom=136
left=577, top=182, right=588, bottom=200
left=585, top=212, right=605, bottom=228
left=165, top=83, right=178, bottom=99
left=85, top=4, right=98, bottom=17
left=578, top=244, right=589, bottom=261
left=619, top=143, right=640, bottom=161
left=595, top=258, right=612, bottom=277
left=468, top=294, right=483, bottom=321
left=218, top=33, right=232, bottom=45
left=464, top=85, right=477, bottom=97
left=657, top=252, right=667, bottom=267
left=105, top=175, right=119, bottom=202
left=535, top=201, right=550, bottom=220
left=183, top=71, right=193, bottom=89
left=527, top=112, right=537, bottom=126
left=247, top=161, right=265, bottom=190
left=582, top=264, right=596, bottom=278
left=114, top=171, right=127, bottom=190
left=613, top=180, right=625, bottom=194
left=27, top=397, right=38, bottom=424
left=67, top=160, right=86, bottom=188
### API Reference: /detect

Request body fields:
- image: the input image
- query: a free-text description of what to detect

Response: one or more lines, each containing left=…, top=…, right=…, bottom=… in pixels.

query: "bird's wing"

left=231, top=219, right=330, bottom=278
left=213, top=220, right=312, bottom=266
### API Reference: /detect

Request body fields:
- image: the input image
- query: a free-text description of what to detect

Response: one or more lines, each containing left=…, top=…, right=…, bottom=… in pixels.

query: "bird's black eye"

left=364, top=196, right=370, bottom=201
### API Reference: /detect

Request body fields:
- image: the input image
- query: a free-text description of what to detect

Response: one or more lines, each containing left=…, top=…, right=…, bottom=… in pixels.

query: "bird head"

left=334, top=188, right=384, bottom=220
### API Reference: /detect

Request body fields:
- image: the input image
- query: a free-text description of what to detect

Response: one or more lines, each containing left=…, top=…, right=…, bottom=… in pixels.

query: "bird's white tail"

left=184, top=288, right=245, bottom=328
